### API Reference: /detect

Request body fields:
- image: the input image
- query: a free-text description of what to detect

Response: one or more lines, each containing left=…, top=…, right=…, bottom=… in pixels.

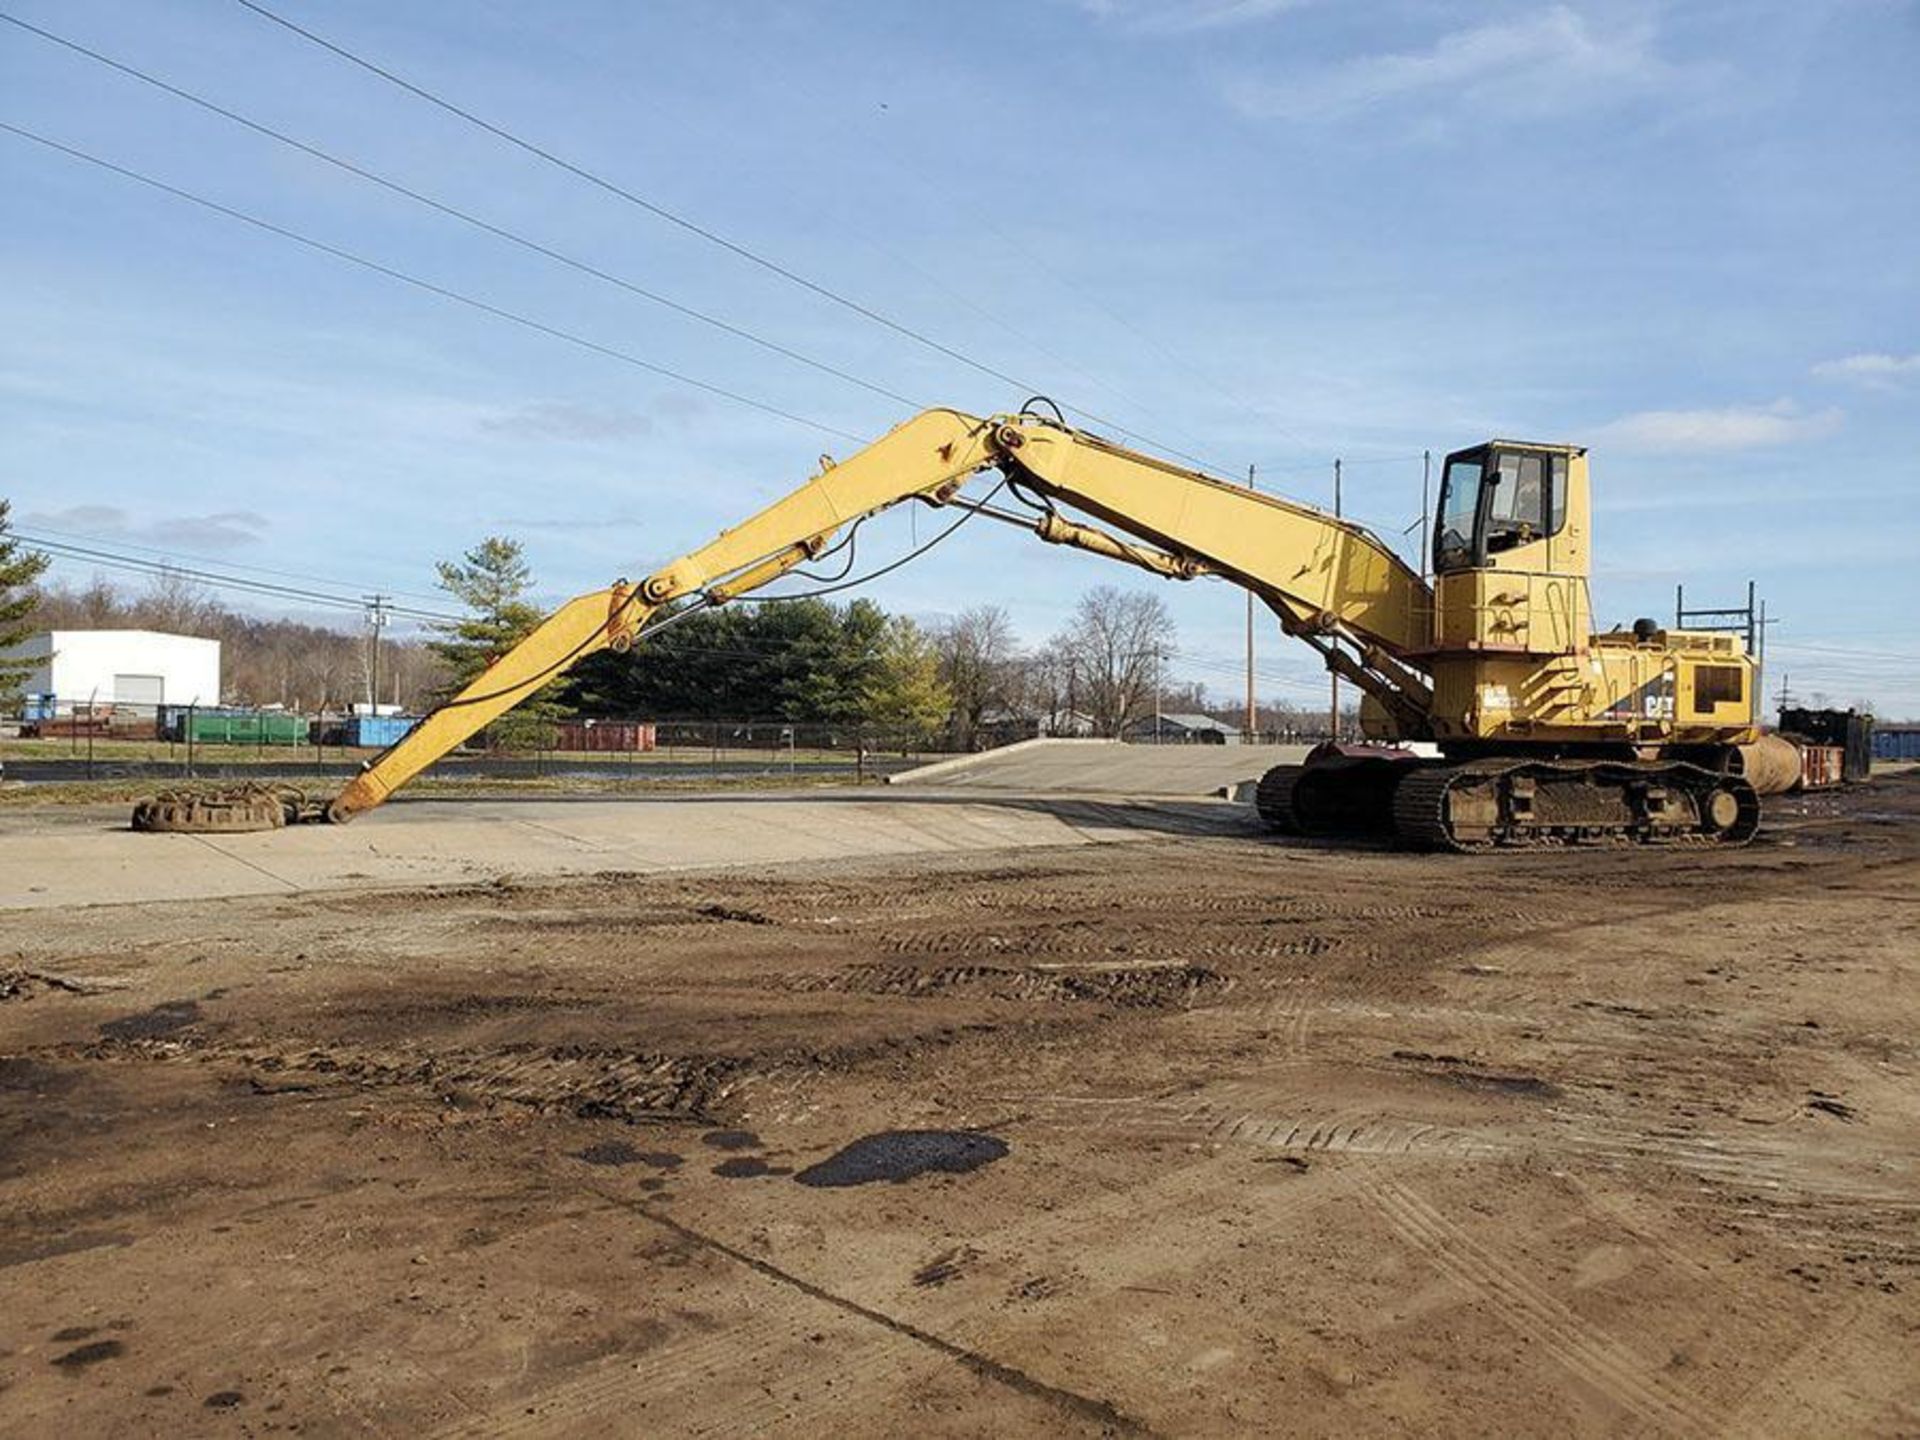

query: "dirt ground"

left=3, top=775, right=1917, bottom=1437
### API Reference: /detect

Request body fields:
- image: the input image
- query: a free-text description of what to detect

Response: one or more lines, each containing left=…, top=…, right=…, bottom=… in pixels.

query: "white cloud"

left=18, top=504, right=269, bottom=551
left=1589, top=399, right=1843, bottom=453
left=1071, top=0, right=1308, bottom=33
left=1224, top=6, right=1676, bottom=121
left=1811, top=352, right=1920, bottom=391
left=478, top=401, right=661, bottom=441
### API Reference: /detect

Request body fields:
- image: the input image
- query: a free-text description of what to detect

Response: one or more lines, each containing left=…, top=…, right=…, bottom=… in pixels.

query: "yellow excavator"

left=142, top=404, right=1784, bottom=849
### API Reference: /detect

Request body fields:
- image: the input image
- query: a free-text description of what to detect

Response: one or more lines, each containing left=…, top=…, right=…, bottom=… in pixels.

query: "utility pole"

left=1329, top=458, right=1342, bottom=741
left=1154, top=647, right=1164, bottom=746
left=364, top=594, right=391, bottom=713
left=1420, top=449, right=1432, bottom=583
left=1245, top=463, right=1257, bottom=742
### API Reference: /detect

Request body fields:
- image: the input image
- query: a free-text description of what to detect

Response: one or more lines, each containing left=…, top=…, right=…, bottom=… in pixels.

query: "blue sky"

left=4, top=0, right=1916, bottom=714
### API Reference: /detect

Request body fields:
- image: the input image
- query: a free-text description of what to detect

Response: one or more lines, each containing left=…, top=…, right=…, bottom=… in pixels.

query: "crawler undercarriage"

left=1256, top=750, right=1761, bottom=852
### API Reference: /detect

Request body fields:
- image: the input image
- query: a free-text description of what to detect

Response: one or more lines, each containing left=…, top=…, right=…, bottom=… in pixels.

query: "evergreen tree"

left=863, top=615, right=950, bottom=746
left=0, top=500, right=51, bottom=706
left=429, top=536, right=566, bottom=747
left=562, top=597, right=895, bottom=724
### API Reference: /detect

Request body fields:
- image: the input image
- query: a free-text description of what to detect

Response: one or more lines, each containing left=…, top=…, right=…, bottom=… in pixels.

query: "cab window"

left=1485, top=453, right=1547, bottom=553
left=1435, top=454, right=1483, bottom=573
left=1436, top=448, right=1569, bottom=571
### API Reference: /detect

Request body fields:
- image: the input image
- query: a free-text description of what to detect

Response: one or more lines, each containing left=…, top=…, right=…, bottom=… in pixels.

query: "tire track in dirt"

left=1006, top=1080, right=1917, bottom=1212
left=923, top=1156, right=1348, bottom=1395
left=1368, top=1177, right=1713, bottom=1436
left=1189, top=1091, right=1509, bottom=1160
left=1709, top=1296, right=1893, bottom=1438
left=941, top=891, right=1470, bottom=921
left=786, top=960, right=1232, bottom=1008
left=1546, top=1114, right=1920, bottom=1210
left=1251, top=981, right=1318, bottom=1060
left=606, top=1197, right=1156, bottom=1437
left=1003, top=1084, right=1511, bottom=1162
left=877, top=923, right=1363, bottom=962
left=432, top=1300, right=946, bottom=1439
left=73, top=1034, right=776, bottom=1123
left=1077, top=1100, right=1909, bottom=1213
left=1239, top=988, right=1521, bottom=1061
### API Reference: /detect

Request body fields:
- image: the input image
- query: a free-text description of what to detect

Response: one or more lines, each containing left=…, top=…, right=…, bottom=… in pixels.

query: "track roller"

left=1389, top=759, right=1759, bottom=851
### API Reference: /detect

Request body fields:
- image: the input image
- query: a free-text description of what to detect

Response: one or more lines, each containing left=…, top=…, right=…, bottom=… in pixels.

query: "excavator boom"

left=325, top=407, right=1432, bottom=821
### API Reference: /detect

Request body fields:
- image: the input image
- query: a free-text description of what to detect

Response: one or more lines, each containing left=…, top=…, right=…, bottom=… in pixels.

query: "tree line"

left=1, top=510, right=1295, bottom=742
left=429, top=536, right=1183, bottom=746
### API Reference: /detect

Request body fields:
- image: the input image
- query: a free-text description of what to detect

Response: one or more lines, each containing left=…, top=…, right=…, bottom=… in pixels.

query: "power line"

left=0, top=121, right=868, bottom=444
left=226, top=0, right=1245, bottom=479
left=1768, top=641, right=1918, bottom=663
left=0, top=11, right=921, bottom=413
left=1248, top=451, right=1428, bottom=477
left=12, top=520, right=455, bottom=610
left=20, top=532, right=463, bottom=624
left=702, top=29, right=1267, bottom=470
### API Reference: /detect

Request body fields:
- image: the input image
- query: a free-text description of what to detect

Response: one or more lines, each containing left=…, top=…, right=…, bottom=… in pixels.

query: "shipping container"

left=163, top=709, right=308, bottom=746
left=344, top=714, right=419, bottom=749
left=1780, top=707, right=1874, bottom=782
left=1796, top=744, right=1845, bottom=789
left=1874, top=727, right=1920, bottom=762
left=553, top=720, right=657, bottom=752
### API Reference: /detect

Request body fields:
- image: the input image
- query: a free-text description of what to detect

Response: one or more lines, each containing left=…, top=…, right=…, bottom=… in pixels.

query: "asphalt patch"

left=576, top=1141, right=650, bottom=1167
left=99, top=1000, right=201, bottom=1041
left=51, top=1339, right=124, bottom=1369
left=0, top=1057, right=78, bottom=1096
left=794, top=1130, right=1009, bottom=1188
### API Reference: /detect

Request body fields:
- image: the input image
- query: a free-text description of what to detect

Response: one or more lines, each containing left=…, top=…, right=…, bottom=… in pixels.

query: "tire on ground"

left=130, top=793, right=289, bottom=834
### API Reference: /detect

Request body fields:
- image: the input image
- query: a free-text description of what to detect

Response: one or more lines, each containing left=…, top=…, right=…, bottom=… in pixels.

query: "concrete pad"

left=0, top=790, right=1256, bottom=912
left=890, top=738, right=1307, bottom=795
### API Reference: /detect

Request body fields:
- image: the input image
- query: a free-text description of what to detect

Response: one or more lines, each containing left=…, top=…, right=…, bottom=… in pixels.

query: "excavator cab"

left=1428, top=440, right=1593, bottom=659
left=1433, top=443, right=1577, bottom=575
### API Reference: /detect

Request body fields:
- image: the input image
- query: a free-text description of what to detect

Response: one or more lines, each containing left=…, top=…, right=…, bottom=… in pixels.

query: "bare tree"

left=1011, top=636, right=1084, bottom=736
left=384, top=641, right=449, bottom=713
left=1058, top=586, right=1176, bottom=737
left=77, top=576, right=119, bottom=627
left=133, top=566, right=220, bottom=635
left=1156, top=678, right=1208, bottom=715
left=932, top=604, right=1018, bottom=748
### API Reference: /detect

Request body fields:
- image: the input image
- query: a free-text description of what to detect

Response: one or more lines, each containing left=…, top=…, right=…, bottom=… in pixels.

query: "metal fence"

left=1, top=701, right=946, bottom=785
left=5, top=697, right=1363, bottom=787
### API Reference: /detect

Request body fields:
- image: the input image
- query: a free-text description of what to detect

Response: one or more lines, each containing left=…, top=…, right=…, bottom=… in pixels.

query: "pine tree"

left=429, top=536, right=567, bottom=747
left=0, top=500, right=51, bottom=706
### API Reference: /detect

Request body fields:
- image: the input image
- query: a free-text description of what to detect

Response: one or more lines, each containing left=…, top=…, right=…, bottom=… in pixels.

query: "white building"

left=3, top=630, right=221, bottom=713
